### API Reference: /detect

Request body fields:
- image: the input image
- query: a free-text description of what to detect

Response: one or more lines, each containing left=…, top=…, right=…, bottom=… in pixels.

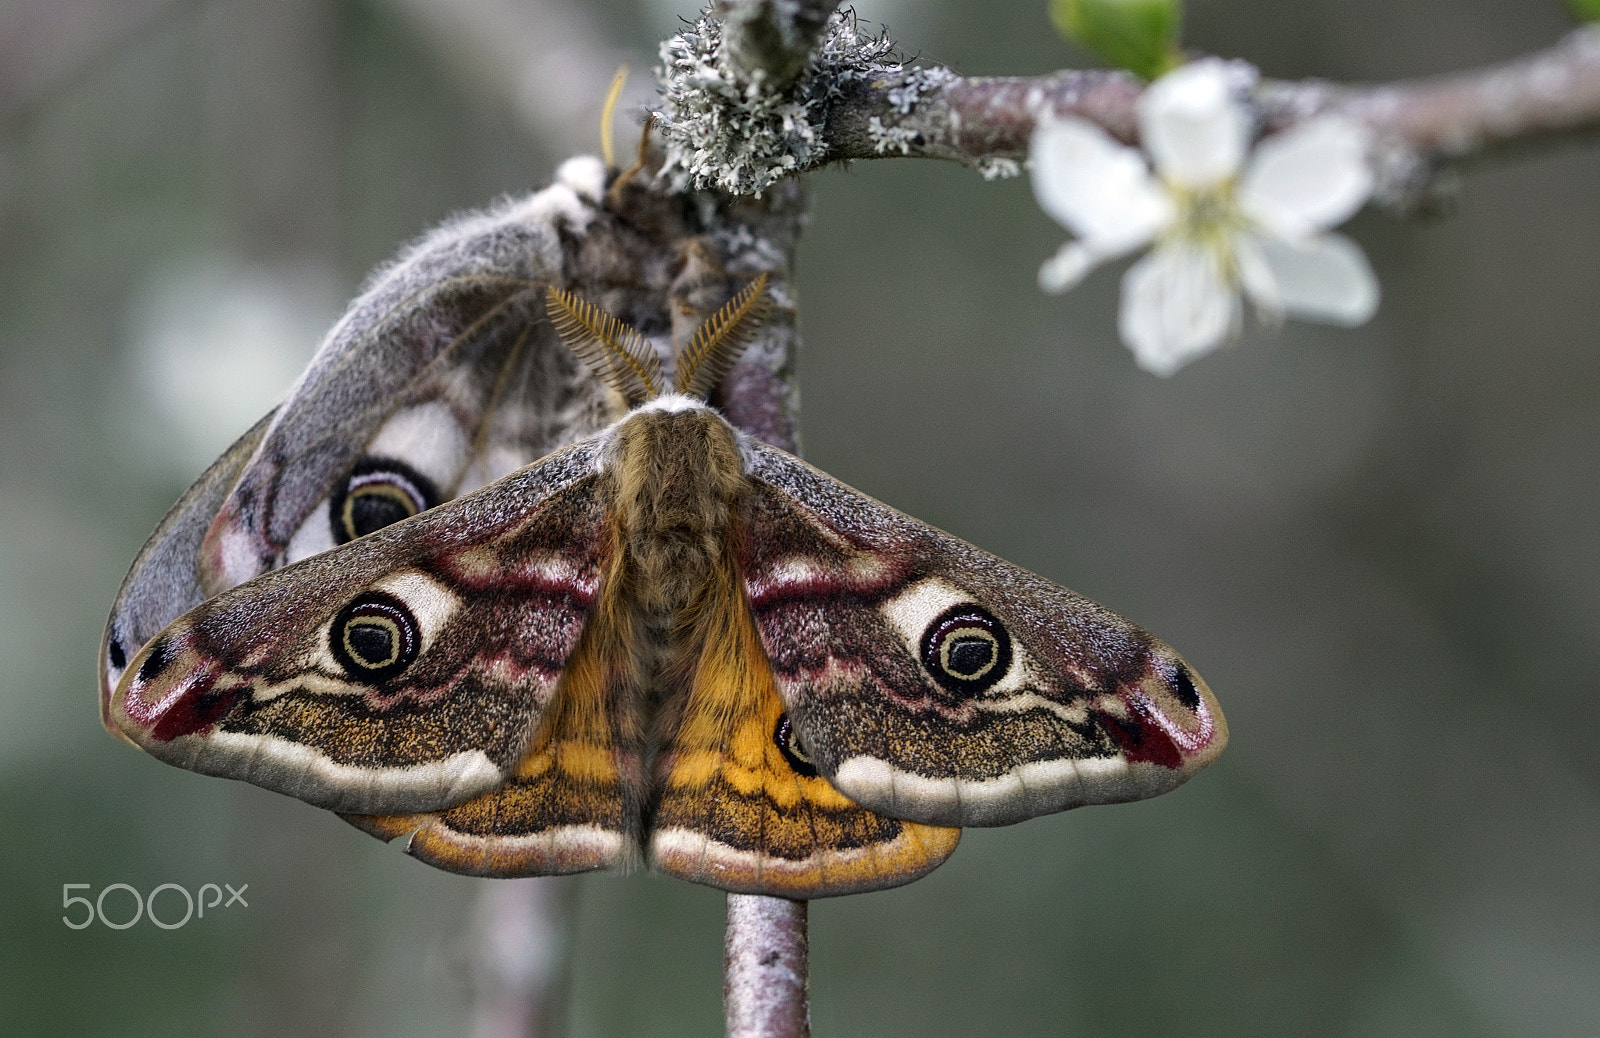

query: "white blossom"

left=1030, top=59, right=1380, bottom=376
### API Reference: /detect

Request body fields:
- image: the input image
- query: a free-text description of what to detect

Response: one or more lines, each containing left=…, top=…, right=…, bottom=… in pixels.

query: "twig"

left=467, top=879, right=575, bottom=1038
left=568, top=140, right=816, bottom=1038
left=724, top=895, right=810, bottom=1038
left=1260, top=25, right=1600, bottom=210
left=714, top=0, right=845, bottom=89
left=832, top=23, right=1600, bottom=200
left=657, top=12, right=1600, bottom=211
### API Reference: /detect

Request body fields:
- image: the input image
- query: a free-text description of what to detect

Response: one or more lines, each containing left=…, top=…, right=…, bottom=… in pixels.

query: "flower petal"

left=1030, top=117, right=1172, bottom=254
left=1038, top=242, right=1101, bottom=293
left=1232, top=232, right=1283, bottom=323
left=1119, top=243, right=1238, bottom=375
left=1137, top=59, right=1251, bottom=190
left=1239, top=117, right=1373, bottom=236
left=1243, top=232, right=1379, bottom=326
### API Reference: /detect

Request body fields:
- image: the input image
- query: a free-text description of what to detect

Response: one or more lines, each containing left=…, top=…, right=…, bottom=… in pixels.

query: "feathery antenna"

left=545, top=287, right=663, bottom=404
left=674, top=274, right=772, bottom=400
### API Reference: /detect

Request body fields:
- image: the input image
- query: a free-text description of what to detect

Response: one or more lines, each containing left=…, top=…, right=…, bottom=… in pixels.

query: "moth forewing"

left=735, top=441, right=1229, bottom=831
left=107, top=440, right=615, bottom=816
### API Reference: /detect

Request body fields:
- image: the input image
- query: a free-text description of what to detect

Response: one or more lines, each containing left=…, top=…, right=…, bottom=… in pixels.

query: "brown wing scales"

left=648, top=554, right=959, bottom=898
left=344, top=601, right=644, bottom=876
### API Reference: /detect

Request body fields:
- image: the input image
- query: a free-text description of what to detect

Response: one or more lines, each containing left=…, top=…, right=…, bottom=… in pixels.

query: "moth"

left=102, top=159, right=1226, bottom=899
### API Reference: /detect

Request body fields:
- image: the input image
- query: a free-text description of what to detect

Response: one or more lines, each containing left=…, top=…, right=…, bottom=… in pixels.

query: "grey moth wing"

left=109, top=438, right=617, bottom=817
left=738, top=440, right=1228, bottom=829
left=196, top=158, right=616, bottom=599
left=101, top=408, right=277, bottom=735
left=103, top=159, right=617, bottom=738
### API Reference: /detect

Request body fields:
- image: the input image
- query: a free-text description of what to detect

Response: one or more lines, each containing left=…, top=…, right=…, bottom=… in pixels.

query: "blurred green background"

left=2, top=0, right=1597, bottom=1035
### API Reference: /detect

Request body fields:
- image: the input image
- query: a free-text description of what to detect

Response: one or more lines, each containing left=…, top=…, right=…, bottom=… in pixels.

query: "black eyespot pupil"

left=329, top=593, right=419, bottom=682
left=946, top=636, right=994, bottom=677
left=773, top=714, right=819, bottom=778
left=329, top=457, right=440, bottom=545
left=107, top=638, right=127, bottom=671
left=920, top=604, right=1012, bottom=697
left=1170, top=665, right=1201, bottom=711
left=347, top=490, right=416, bottom=538
left=345, top=622, right=396, bottom=668
left=137, top=638, right=170, bottom=683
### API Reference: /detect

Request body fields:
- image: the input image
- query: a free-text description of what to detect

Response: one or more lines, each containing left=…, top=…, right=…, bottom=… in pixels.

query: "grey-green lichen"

left=863, top=64, right=959, bottom=155
left=973, top=156, right=1022, bottom=180
left=655, top=8, right=902, bottom=195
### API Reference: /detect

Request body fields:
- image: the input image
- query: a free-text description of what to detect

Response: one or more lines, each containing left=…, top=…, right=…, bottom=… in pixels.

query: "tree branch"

left=825, top=24, right=1600, bottom=205
left=819, top=65, right=1144, bottom=180
left=715, top=0, right=845, bottom=90
left=466, top=879, right=575, bottom=1038
left=1260, top=25, right=1600, bottom=209
left=724, top=895, right=809, bottom=1038
left=657, top=11, right=1600, bottom=211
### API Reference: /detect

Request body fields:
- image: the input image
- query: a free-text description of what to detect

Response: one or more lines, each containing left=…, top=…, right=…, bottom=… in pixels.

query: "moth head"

left=544, top=274, right=771, bottom=406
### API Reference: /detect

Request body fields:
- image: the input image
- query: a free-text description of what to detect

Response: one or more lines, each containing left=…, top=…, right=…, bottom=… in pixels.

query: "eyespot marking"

left=138, top=638, right=171, bottom=683
left=1169, top=663, right=1201, bottom=711
left=920, top=605, right=1012, bottom=696
left=330, top=592, right=420, bottom=682
left=773, top=714, right=819, bottom=778
left=107, top=637, right=127, bottom=672
left=330, top=457, right=441, bottom=544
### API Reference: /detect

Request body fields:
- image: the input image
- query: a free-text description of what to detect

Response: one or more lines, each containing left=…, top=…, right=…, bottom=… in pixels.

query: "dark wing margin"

left=737, top=441, right=1228, bottom=829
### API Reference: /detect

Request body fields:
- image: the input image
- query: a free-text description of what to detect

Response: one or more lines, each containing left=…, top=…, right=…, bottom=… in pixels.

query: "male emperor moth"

left=101, top=157, right=1226, bottom=898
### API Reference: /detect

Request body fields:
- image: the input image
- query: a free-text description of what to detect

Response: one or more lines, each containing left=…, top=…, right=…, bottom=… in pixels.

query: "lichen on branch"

left=654, top=8, right=903, bottom=194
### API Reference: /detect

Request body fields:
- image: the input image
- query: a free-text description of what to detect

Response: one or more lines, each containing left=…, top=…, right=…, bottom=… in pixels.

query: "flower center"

left=1164, top=180, right=1248, bottom=278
